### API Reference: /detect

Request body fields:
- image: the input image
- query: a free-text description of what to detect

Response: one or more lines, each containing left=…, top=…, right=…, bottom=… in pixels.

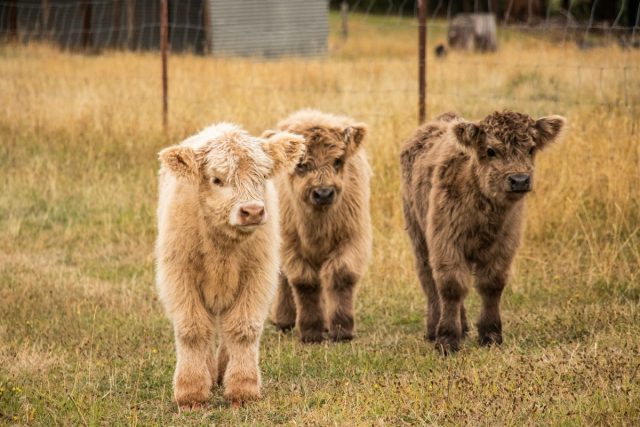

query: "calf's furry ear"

left=534, top=115, right=566, bottom=149
left=158, top=145, right=199, bottom=182
left=453, top=121, right=482, bottom=149
left=343, top=123, right=367, bottom=155
left=260, top=130, right=277, bottom=139
left=263, top=132, right=306, bottom=175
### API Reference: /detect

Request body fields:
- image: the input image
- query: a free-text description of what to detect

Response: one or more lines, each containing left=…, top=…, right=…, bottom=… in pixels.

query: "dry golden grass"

left=1, top=13, right=639, bottom=425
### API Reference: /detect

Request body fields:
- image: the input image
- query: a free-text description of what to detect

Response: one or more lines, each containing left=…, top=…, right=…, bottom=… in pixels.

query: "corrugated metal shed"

left=0, top=0, right=329, bottom=57
left=208, top=0, right=329, bottom=57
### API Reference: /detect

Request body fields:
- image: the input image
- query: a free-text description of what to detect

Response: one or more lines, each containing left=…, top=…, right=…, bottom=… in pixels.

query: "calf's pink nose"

left=238, top=202, right=266, bottom=226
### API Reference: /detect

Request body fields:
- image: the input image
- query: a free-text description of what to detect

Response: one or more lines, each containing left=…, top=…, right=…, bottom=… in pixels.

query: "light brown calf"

left=267, top=109, right=372, bottom=343
left=155, top=123, right=304, bottom=407
left=401, top=110, right=565, bottom=353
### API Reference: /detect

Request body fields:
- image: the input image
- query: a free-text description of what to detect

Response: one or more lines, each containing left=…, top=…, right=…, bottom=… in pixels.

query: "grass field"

left=1, top=13, right=639, bottom=426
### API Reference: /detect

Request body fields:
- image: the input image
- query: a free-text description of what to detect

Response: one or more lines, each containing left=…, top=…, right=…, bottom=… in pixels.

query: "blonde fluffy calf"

left=155, top=123, right=305, bottom=408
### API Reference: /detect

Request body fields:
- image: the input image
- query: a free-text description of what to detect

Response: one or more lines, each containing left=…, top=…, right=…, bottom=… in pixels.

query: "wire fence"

left=1, top=0, right=639, bottom=128
left=3, top=1, right=639, bottom=50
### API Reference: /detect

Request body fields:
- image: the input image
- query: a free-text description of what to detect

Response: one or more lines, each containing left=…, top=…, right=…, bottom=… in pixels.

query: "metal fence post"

left=418, top=0, right=427, bottom=124
left=341, top=1, right=348, bottom=39
left=161, top=0, right=169, bottom=130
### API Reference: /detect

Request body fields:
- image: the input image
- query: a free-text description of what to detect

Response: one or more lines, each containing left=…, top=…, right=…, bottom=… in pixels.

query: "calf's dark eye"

left=334, top=158, right=343, bottom=170
left=212, top=177, right=223, bottom=186
left=295, top=163, right=308, bottom=174
left=529, top=147, right=535, bottom=155
left=487, top=147, right=496, bottom=158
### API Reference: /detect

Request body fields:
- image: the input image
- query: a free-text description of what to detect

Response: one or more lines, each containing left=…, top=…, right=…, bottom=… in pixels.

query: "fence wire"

left=1, top=1, right=639, bottom=126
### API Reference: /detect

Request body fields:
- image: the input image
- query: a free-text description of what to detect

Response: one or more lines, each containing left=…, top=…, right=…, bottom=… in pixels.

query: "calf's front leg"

left=291, top=281, right=325, bottom=343
left=475, top=271, right=508, bottom=346
left=171, top=308, right=215, bottom=408
left=283, top=254, right=324, bottom=343
left=432, top=268, right=470, bottom=354
left=321, top=264, right=359, bottom=342
left=321, top=238, right=370, bottom=342
left=219, top=312, right=264, bottom=405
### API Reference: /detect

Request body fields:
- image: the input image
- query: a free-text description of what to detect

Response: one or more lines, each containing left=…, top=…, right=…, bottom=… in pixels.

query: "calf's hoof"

left=434, top=331, right=461, bottom=355
left=178, top=401, right=206, bottom=411
left=272, top=321, right=295, bottom=333
left=224, top=378, right=261, bottom=405
left=478, top=331, right=503, bottom=346
left=424, top=320, right=438, bottom=342
left=328, top=327, right=354, bottom=342
left=174, top=367, right=212, bottom=409
left=425, top=322, right=437, bottom=341
left=174, top=384, right=211, bottom=410
left=435, top=340, right=460, bottom=355
left=299, top=329, right=325, bottom=344
left=477, top=323, right=503, bottom=347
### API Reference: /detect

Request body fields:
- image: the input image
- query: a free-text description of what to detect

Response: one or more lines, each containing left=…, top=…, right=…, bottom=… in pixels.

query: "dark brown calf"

left=266, top=109, right=372, bottom=343
left=401, top=110, right=565, bottom=353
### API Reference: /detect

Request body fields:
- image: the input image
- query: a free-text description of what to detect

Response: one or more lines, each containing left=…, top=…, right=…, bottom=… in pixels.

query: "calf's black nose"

left=311, top=187, right=336, bottom=205
left=508, top=174, right=531, bottom=192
